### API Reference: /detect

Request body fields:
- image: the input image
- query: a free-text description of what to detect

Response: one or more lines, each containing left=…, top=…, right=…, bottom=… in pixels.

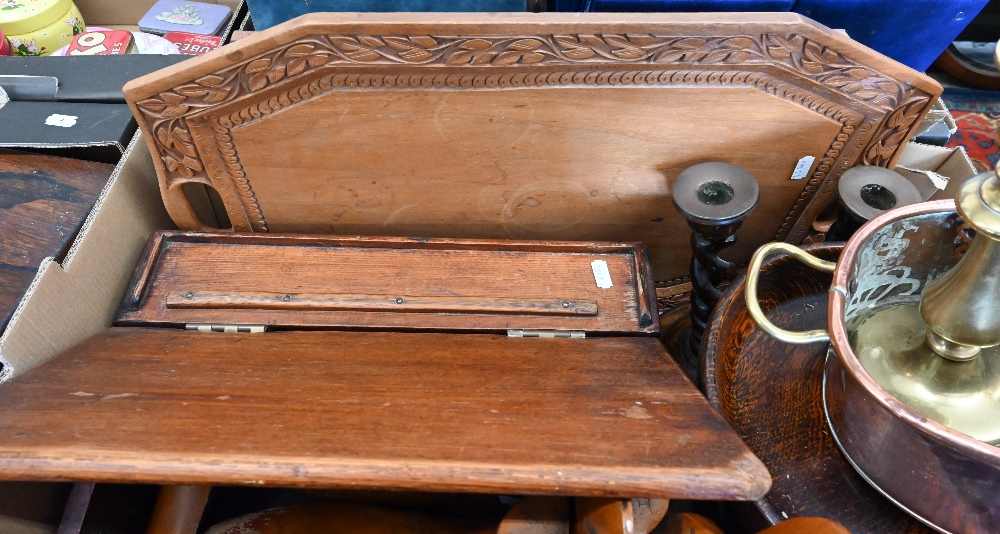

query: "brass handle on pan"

left=745, top=242, right=836, bottom=344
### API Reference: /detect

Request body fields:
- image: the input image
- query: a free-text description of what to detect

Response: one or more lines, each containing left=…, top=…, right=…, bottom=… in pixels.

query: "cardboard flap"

left=895, top=141, right=978, bottom=202
left=117, top=231, right=658, bottom=333
left=0, top=133, right=176, bottom=382
left=123, top=13, right=941, bottom=281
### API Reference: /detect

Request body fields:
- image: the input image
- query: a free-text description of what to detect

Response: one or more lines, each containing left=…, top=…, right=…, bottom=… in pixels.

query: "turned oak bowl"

left=703, top=242, right=930, bottom=533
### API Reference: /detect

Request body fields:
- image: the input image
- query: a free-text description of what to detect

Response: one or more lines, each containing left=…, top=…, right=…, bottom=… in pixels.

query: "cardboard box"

left=0, top=133, right=172, bottom=533
left=0, top=134, right=981, bottom=382
left=894, top=141, right=979, bottom=203
left=0, top=132, right=178, bottom=380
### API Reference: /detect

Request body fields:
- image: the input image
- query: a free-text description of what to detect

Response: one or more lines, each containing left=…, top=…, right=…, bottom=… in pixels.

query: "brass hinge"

left=185, top=324, right=267, bottom=333
left=507, top=329, right=585, bottom=338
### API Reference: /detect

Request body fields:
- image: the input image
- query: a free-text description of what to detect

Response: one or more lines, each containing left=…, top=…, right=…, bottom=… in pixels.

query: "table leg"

left=146, top=485, right=212, bottom=534
left=56, top=482, right=96, bottom=534
left=574, top=498, right=634, bottom=534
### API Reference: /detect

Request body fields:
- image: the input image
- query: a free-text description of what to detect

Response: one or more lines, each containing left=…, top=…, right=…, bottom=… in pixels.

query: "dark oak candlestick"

left=826, top=165, right=922, bottom=242
left=672, top=162, right=760, bottom=373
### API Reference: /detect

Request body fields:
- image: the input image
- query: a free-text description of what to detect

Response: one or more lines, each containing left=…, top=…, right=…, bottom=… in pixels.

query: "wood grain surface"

left=0, top=150, right=113, bottom=331
left=574, top=498, right=632, bottom=534
left=701, top=243, right=932, bottom=533
left=655, top=513, right=849, bottom=534
left=117, top=232, right=657, bottom=333
left=0, top=328, right=769, bottom=500
left=123, top=13, right=942, bottom=282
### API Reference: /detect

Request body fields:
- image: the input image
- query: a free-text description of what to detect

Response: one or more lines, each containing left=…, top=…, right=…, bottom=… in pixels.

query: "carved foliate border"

left=134, top=32, right=933, bottom=236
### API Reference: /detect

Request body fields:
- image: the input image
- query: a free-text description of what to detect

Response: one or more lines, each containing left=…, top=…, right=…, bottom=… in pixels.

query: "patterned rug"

left=943, top=87, right=1000, bottom=172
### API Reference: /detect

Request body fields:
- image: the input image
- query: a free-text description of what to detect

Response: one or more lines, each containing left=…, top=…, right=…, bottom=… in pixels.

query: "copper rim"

left=827, top=199, right=1000, bottom=464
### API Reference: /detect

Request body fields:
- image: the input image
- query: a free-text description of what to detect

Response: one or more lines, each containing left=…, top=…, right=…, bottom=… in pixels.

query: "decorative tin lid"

left=0, top=0, right=72, bottom=35
left=137, top=0, right=231, bottom=37
left=123, top=13, right=942, bottom=281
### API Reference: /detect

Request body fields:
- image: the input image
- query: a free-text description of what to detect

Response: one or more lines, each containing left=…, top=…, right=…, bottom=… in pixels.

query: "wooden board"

left=0, top=150, right=114, bottom=331
left=0, top=328, right=770, bottom=500
left=117, top=231, right=658, bottom=333
left=123, top=13, right=942, bottom=281
left=701, top=243, right=930, bottom=533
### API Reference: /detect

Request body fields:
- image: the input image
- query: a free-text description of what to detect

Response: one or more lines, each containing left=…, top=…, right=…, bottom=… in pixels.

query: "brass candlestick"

left=920, top=169, right=1000, bottom=361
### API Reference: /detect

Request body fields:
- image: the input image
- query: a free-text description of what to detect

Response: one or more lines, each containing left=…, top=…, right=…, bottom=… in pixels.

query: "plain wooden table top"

left=0, top=328, right=769, bottom=500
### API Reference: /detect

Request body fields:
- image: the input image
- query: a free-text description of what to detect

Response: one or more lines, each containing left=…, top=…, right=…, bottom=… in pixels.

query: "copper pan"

left=747, top=200, right=1000, bottom=533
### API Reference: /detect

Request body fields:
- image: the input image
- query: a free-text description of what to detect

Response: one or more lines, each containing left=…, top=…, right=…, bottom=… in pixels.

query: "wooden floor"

left=0, top=328, right=768, bottom=500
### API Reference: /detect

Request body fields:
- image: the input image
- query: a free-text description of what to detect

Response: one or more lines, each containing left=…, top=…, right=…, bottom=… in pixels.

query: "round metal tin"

left=0, top=0, right=84, bottom=56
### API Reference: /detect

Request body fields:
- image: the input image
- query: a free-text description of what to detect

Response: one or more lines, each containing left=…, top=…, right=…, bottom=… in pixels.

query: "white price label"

left=790, top=156, right=815, bottom=180
left=591, top=260, right=613, bottom=289
left=45, top=114, right=77, bottom=128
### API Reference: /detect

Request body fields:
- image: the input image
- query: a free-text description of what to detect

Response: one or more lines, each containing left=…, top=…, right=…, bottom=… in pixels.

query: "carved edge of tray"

left=126, top=15, right=939, bottom=247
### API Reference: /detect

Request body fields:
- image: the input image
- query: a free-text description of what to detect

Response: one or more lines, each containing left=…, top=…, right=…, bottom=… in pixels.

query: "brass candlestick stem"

left=920, top=169, right=1000, bottom=361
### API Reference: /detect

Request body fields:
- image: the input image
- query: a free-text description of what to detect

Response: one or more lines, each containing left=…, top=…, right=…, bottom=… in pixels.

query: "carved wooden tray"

left=124, top=13, right=942, bottom=281
left=702, top=243, right=931, bottom=533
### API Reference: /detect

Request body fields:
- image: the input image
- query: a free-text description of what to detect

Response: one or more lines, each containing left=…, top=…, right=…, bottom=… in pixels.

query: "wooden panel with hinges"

left=116, top=231, right=658, bottom=333
left=123, top=13, right=941, bottom=282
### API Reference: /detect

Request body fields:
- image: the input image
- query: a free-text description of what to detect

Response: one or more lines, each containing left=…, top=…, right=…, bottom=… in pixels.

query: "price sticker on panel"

left=591, top=260, right=613, bottom=289
left=790, top=156, right=815, bottom=180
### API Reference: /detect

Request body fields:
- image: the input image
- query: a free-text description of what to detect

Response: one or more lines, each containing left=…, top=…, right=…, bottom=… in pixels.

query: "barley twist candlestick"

left=672, top=162, right=760, bottom=372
